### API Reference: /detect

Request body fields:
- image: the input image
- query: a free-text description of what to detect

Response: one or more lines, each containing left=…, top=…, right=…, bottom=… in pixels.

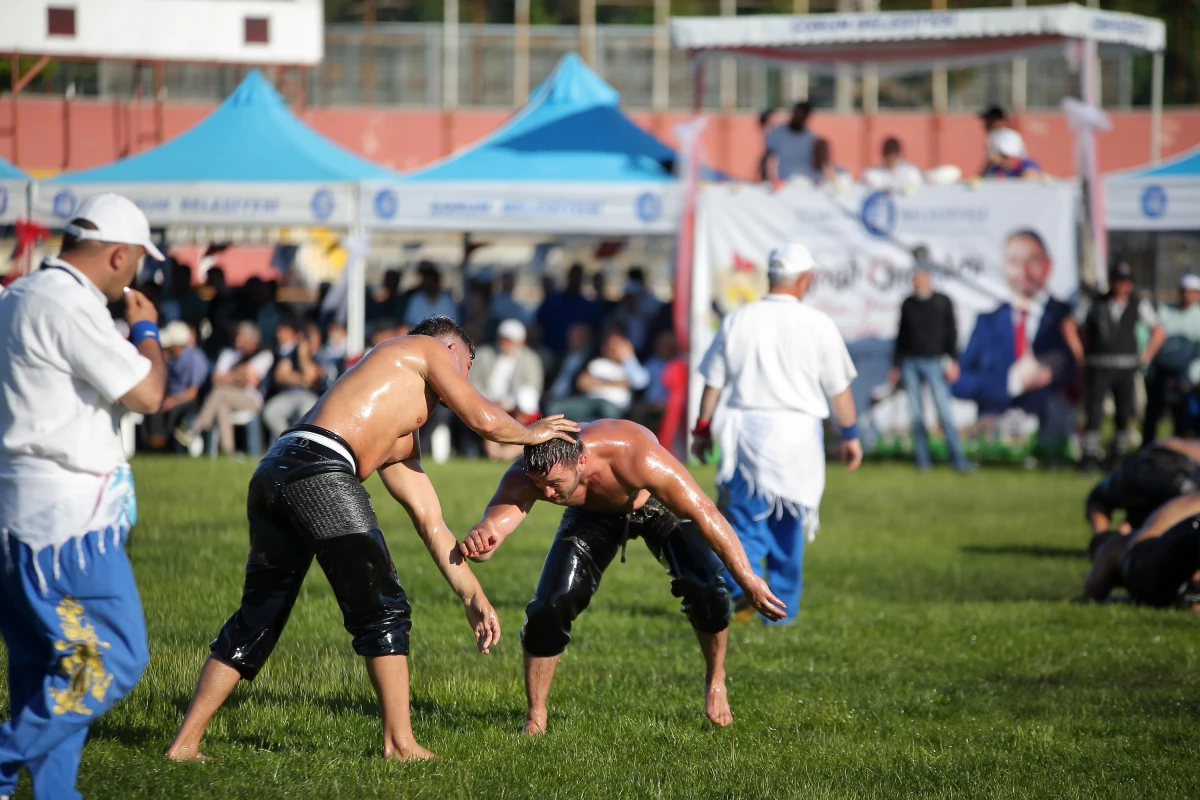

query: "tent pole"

left=347, top=188, right=367, bottom=359
left=1150, top=50, right=1163, bottom=164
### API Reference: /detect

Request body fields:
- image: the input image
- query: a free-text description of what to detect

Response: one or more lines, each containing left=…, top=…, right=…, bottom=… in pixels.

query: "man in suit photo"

left=952, top=229, right=1075, bottom=459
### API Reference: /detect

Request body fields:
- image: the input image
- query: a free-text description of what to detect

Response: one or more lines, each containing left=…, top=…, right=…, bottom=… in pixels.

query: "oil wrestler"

left=458, top=420, right=787, bottom=734
left=1085, top=438, right=1200, bottom=537
left=166, top=317, right=578, bottom=762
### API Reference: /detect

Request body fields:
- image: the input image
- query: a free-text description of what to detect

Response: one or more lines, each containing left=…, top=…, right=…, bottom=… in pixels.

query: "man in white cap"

left=691, top=242, right=861, bottom=626
left=0, top=193, right=167, bottom=800
left=984, top=128, right=1042, bottom=180
left=469, top=318, right=545, bottom=461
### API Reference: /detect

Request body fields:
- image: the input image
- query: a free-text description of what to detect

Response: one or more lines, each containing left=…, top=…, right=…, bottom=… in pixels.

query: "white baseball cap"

left=767, top=242, right=815, bottom=276
left=160, top=320, right=191, bottom=348
left=497, top=318, right=527, bottom=343
left=1181, top=273, right=1200, bottom=292
left=987, top=128, right=1026, bottom=159
left=65, top=193, right=165, bottom=261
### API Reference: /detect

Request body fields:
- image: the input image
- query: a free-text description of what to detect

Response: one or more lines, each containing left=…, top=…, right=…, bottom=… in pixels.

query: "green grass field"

left=4, top=458, right=1200, bottom=799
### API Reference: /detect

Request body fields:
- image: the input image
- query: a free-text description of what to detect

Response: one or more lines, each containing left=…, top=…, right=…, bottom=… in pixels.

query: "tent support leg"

left=1151, top=50, right=1163, bottom=164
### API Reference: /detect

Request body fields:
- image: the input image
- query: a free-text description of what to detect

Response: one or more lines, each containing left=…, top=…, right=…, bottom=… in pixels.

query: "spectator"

left=980, top=105, right=1011, bottom=135
left=141, top=321, right=209, bottom=452
left=161, top=261, right=207, bottom=326
left=547, top=326, right=649, bottom=421
left=545, top=322, right=596, bottom=408
left=203, top=266, right=238, bottom=358
left=317, top=320, right=348, bottom=372
left=863, top=137, right=924, bottom=191
left=812, top=138, right=849, bottom=187
left=470, top=319, right=545, bottom=461
left=462, top=287, right=495, bottom=346
left=984, top=129, right=1041, bottom=180
left=756, top=107, right=777, bottom=182
left=491, top=269, right=534, bottom=325
left=536, top=264, right=604, bottom=354
left=630, top=329, right=679, bottom=431
left=262, top=317, right=324, bottom=444
left=765, top=101, right=816, bottom=183
left=612, top=267, right=662, bottom=354
left=1144, top=273, right=1200, bottom=441
left=592, top=271, right=617, bottom=318
left=401, top=261, right=457, bottom=328
left=1063, top=261, right=1166, bottom=470
left=888, top=258, right=972, bottom=473
left=177, top=321, right=274, bottom=456
left=367, top=268, right=406, bottom=325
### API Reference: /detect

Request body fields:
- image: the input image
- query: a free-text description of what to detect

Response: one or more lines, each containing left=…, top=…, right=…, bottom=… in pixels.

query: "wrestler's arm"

left=1132, top=493, right=1200, bottom=544
left=419, top=339, right=578, bottom=446
left=377, top=450, right=501, bottom=653
left=621, top=431, right=786, bottom=621
left=459, top=460, right=540, bottom=562
left=1081, top=543, right=1123, bottom=602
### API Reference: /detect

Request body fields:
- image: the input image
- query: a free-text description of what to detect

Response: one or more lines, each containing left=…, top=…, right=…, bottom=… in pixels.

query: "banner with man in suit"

left=690, top=181, right=1080, bottom=463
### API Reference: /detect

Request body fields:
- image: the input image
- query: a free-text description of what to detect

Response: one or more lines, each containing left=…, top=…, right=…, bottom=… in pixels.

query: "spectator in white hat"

left=141, top=320, right=210, bottom=451
left=984, top=128, right=1041, bottom=180
left=692, top=242, right=861, bottom=626
left=469, top=318, right=545, bottom=461
left=1144, top=273, right=1200, bottom=441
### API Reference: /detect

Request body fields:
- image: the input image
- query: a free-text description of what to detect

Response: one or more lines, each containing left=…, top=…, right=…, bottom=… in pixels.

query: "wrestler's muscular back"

left=303, top=338, right=441, bottom=480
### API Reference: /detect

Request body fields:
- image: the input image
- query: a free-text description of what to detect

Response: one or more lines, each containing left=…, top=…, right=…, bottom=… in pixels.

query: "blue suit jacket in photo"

left=952, top=298, right=1073, bottom=416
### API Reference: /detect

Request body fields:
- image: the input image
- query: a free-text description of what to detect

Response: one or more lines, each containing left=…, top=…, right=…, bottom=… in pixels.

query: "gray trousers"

left=263, top=390, right=320, bottom=443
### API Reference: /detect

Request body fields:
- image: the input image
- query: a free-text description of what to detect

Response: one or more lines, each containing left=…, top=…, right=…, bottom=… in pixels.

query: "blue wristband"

left=130, top=320, right=160, bottom=346
left=840, top=422, right=860, bottom=441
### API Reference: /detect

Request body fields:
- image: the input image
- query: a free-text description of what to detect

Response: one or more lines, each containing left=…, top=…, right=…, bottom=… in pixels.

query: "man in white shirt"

left=179, top=321, right=274, bottom=456
left=692, top=242, right=861, bottom=626
left=862, top=137, right=924, bottom=192
left=469, top=319, right=545, bottom=461
left=548, top=327, right=650, bottom=421
left=765, top=101, right=817, bottom=183
left=0, top=193, right=167, bottom=800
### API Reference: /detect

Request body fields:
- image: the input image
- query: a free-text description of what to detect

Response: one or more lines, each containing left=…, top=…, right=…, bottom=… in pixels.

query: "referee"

left=0, top=194, right=166, bottom=800
left=692, top=242, right=861, bottom=626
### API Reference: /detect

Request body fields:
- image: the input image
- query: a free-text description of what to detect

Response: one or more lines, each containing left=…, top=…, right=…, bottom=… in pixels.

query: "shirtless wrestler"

left=458, top=420, right=787, bottom=735
left=166, top=317, right=578, bottom=762
left=1085, top=438, right=1200, bottom=537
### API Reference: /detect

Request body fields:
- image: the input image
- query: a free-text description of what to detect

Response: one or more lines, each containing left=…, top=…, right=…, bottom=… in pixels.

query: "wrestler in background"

left=459, top=421, right=786, bottom=735
left=1085, top=438, right=1200, bottom=537
left=167, top=316, right=578, bottom=762
left=1082, top=492, right=1200, bottom=610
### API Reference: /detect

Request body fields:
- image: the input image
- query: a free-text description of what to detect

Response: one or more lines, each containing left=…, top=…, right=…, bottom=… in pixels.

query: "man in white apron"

left=692, top=242, right=861, bottom=625
left=0, top=194, right=166, bottom=800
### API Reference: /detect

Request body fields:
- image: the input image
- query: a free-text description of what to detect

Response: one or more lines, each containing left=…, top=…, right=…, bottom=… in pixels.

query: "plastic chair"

left=207, top=410, right=263, bottom=458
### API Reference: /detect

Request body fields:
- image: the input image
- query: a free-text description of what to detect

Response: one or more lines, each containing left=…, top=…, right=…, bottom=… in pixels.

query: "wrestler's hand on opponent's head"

left=463, top=593, right=501, bottom=654
left=741, top=575, right=787, bottom=621
left=459, top=527, right=499, bottom=562
left=525, top=414, right=581, bottom=444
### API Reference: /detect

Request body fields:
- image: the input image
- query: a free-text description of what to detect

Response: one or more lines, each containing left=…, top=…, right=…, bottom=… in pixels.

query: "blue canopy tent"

left=0, top=154, right=29, bottom=226
left=1106, top=145, right=1200, bottom=232
left=33, top=69, right=398, bottom=229
left=361, top=53, right=700, bottom=235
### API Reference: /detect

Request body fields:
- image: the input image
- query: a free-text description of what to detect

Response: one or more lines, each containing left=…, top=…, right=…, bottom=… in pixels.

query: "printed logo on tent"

left=635, top=192, right=663, bottom=223
left=0, top=186, right=7, bottom=217
left=310, top=189, right=335, bottom=221
left=53, top=190, right=77, bottom=219
left=1141, top=185, right=1167, bottom=219
left=374, top=189, right=399, bottom=220
left=860, top=190, right=896, bottom=239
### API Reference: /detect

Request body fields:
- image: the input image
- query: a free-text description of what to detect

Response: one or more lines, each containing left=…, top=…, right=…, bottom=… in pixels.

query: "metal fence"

left=58, top=22, right=1138, bottom=112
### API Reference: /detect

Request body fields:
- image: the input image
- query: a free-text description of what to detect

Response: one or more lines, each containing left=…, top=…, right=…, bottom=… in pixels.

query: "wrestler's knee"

left=347, top=587, right=412, bottom=658
left=672, top=571, right=732, bottom=633
left=520, top=576, right=593, bottom=657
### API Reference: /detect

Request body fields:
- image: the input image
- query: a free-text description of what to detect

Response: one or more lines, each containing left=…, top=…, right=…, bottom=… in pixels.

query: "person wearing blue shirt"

left=536, top=263, right=604, bottom=354
left=983, top=128, right=1041, bottom=180
left=142, top=320, right=210, bottom=452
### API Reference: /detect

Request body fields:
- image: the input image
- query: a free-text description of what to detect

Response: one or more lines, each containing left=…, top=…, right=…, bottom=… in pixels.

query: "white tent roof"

left=670, top=4, right=1164, bottom=74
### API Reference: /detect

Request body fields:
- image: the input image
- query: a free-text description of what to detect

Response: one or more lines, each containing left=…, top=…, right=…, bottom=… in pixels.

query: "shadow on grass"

left=960, top=545, right=1086, bottom=559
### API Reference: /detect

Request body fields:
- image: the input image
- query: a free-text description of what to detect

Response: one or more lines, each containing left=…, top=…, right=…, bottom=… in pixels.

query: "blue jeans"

left=0, top=528, right=149, bottom=800
left=900, top=357, right=969, bottom=470
left=718, top=469, right=806, bottom=626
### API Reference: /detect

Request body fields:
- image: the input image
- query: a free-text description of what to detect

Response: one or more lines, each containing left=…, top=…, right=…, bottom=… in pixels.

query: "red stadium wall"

left=3, top=96, right=1200, bottom=181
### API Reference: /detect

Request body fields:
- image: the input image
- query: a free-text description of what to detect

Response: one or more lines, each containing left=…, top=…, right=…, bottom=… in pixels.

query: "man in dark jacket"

left=889, top=253, right=970, bottom=472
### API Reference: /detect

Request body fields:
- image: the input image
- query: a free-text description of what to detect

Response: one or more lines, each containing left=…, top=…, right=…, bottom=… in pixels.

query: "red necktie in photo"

left=1014, top=308, right=1028, bottom=359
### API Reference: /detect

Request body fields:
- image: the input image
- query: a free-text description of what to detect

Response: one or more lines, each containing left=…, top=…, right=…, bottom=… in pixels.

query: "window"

left=48, top=7, right=76, bottom=37
left=244, top=17, right=269, bottom=45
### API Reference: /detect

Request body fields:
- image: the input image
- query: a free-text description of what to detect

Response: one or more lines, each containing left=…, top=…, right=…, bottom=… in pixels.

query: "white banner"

left=1106, top=177, right=1200, bottom=232
left=0, top=180, right=27, bottom=226
left=360, top=181, right=681, bottom=235
left=692, top=181, right=1081, bottom=459
left=31, top=182, right=358, bottom=228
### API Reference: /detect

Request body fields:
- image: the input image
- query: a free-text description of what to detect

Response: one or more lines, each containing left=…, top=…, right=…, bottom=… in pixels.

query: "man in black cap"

left=1063, top=262, right=1166, bottom=469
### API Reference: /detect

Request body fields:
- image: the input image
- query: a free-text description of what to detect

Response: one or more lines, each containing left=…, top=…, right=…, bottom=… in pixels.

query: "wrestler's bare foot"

left=165, top=742, right=210, bottom=762
left=383, top=737, right=437, bottom=761
left=523, top=709, right=547, bottom=735
left=705, top=683, right=733, bottom=727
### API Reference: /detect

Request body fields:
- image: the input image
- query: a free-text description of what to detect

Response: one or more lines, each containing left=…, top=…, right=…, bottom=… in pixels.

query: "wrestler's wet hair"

left=410, top=315, right=475, bottom=362
left=524, top=432, right=583, bottom=478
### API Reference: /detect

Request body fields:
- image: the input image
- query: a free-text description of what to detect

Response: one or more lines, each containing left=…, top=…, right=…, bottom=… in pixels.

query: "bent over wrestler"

left=1082, top=492, right=1200, bottom=609
left=1086, top=438, right=1200, bottom=537
left=167, top=317, right=578, bottom=762
left=458, top=420, right=786, bottom=734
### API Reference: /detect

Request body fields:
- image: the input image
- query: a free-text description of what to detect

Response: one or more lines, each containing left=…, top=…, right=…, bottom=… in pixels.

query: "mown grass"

left=4, top=458, right=1199, bottom=799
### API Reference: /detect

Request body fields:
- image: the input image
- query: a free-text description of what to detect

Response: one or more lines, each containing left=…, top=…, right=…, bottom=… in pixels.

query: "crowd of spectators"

left=130, top=259, right=682, bottom=461
left=761, top=101, right=1042, bottom=191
